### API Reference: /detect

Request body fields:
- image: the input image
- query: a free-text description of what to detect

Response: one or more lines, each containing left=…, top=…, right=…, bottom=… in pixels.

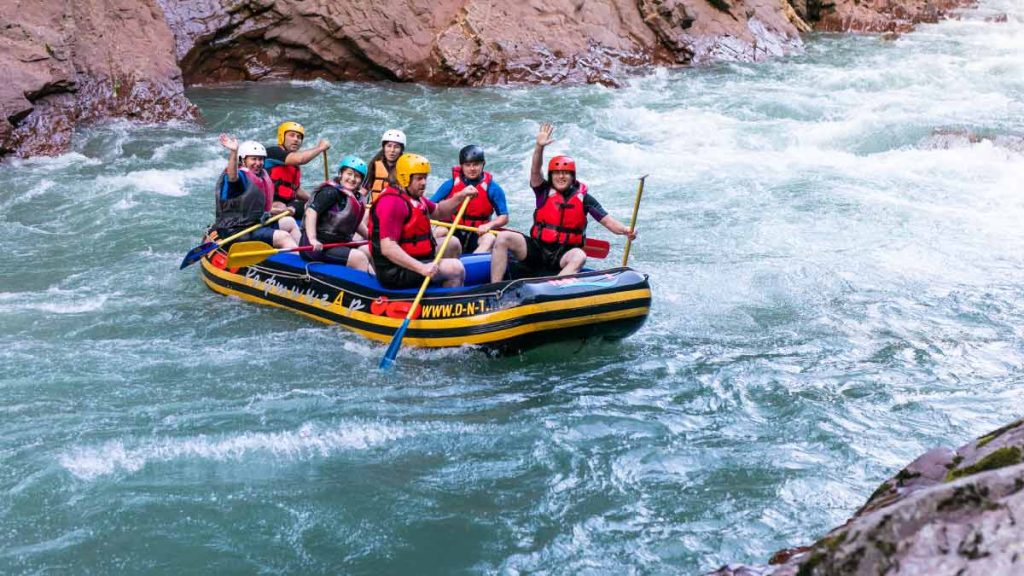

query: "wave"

left=59, top=420, right=417, bottom=480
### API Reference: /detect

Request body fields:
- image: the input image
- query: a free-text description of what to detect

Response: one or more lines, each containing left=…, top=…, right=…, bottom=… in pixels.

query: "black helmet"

left=459, top=144, right=485, bottom=165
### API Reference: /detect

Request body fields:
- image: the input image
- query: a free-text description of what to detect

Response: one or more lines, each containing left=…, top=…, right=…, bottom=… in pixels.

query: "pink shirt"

left=374, top=194, right=436, bottom=241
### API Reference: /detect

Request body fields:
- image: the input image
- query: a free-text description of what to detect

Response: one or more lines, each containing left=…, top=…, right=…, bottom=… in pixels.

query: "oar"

left=179, top=211, right=290, bottom=269
left=226, top=239, right=368, bottom=268
left=381, top=197, right=472, bottom=370
left=621, top=175, right=647, bottom=267
left=429, top=220, right=610, bottom=259
left=322, top=150, right=329, bottom=181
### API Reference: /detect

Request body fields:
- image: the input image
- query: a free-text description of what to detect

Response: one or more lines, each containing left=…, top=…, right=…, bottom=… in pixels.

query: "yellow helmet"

left=395, top=153, right=430, bottom=188
left=276, top=121, right=305, bottom=146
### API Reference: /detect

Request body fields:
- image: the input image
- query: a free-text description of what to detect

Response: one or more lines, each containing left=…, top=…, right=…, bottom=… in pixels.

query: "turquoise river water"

left=2, top=2, right=1023, bottom=574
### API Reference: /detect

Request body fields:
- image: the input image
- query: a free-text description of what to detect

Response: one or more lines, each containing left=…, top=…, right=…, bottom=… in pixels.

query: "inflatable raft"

left=198, top=249, right=651, bottom=352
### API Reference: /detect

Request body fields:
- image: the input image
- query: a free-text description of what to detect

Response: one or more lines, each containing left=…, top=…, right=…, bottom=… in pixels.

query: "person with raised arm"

left=211, top=134, right=298, bottom=250
left=490, top=123, right=635, bottom=282
left=264, top=121, right=331, bottom=217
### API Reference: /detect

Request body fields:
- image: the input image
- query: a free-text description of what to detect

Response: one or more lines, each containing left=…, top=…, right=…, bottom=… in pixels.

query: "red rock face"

left=0, top=0, right=977, bottom=159
left=155, top=0, right=807, bottom=87
left=796, top=0, right=976, bottom=33
left=0, top=0, right=197, bottom=158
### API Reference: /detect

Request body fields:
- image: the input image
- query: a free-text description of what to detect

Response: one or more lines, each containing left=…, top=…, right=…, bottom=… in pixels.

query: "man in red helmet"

left=490, top=122, right=635, bottom=282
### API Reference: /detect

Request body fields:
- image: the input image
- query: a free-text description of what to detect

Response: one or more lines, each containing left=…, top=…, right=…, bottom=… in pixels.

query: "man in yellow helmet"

left=367, top=153, right=477, bottom=288
left=264, top=121, right=331, bottom=216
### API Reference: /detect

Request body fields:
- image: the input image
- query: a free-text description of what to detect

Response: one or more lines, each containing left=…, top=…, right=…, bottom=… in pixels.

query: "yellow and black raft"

left=198, top=247, right=651, bottom=353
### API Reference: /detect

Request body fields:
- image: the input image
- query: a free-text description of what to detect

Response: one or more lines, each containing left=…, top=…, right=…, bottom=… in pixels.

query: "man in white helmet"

left=364, top=128, right=406, bottom=205
left=212, top=134, right=299, bottom=249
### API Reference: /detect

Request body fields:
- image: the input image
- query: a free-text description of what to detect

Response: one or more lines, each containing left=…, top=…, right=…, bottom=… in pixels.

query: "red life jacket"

left=530, top=181, right=589, bottom=248
left=268, top=162, right=301, bottom=203
left=440, top=167, right=494, bottom=228
left=369, top=187, right=436, bottom=259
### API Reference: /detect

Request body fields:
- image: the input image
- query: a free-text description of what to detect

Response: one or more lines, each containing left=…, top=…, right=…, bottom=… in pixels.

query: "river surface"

left=3, top=3, right=1024, bottom=574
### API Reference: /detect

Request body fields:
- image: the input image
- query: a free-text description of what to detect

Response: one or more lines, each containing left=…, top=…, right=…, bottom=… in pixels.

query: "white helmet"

left=381, top=129, right=407, bottom=147
left=238, top=140, right=267, bottom=160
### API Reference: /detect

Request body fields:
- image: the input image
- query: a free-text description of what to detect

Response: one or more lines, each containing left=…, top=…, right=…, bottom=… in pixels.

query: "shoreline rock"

left=1, top=0, right=197, bottom=159
left=2, top=0, right=977, bottom=159
left=710, top=418, right=1024, bottom=576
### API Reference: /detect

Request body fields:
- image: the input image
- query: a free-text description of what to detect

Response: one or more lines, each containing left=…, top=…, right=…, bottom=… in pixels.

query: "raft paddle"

left=428, top=220, right=611, bottom=259
left=179, top=211, right=290, bottom=269
left=380, top=196, right=472, bottom=370
left=622, top=175, right=647, bottom=267
left=322, top=150, right=329, bottom=181
left=226, top=239, right=368, bottom=268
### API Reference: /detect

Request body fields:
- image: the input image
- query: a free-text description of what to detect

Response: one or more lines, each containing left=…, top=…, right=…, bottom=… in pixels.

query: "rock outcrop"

left=155, top=0, right=807, bottom=87
left=0, top=0, right=197, bottom=158
left=1, top=0, right=979, bottom=159
left=799, top=0, right=976, bottom=33
left=711, top=418, right=1024, bottom=575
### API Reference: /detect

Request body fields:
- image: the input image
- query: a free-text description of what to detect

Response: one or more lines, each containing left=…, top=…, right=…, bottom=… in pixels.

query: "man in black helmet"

left=430, top=144, right=510, bottom=253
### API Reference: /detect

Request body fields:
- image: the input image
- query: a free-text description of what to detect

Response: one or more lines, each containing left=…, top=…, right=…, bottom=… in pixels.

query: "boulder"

left=710, top=418, right=1024, bottom=575
left=157, top=0, right=806, bottom=86
left=796, top=0, right=977, bottom=33
left=0, top=0, right=197, bottom=158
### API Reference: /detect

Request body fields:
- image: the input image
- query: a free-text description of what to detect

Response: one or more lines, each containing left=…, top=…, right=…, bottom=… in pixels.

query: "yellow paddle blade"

left=226, top=240, right=279, bottom=268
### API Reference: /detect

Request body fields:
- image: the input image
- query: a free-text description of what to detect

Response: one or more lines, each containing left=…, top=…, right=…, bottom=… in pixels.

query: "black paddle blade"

left=179, top=242, right=217, bottom=269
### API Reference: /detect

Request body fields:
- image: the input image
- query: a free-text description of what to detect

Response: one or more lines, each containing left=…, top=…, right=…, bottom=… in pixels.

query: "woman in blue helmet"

left=300, top=154, right=372, bottom=272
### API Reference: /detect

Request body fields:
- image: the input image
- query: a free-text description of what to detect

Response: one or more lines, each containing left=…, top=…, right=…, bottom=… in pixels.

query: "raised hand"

left=536, top=122, right=555, bottom=147
left=316, top=139, right=331, bottom=152
left=219, top=133, right=238, bottom=151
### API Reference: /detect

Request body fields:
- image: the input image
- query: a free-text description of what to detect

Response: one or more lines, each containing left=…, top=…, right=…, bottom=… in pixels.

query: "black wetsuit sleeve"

left=308, top=186, right=342, bottom=216
left=583, top=194, right=608, bottom=221
left=265, top=145, right=289, bottom=164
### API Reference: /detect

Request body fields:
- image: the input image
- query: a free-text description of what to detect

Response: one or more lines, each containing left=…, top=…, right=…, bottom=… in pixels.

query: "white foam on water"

left=2, top=152, right=101, bottom=171
left=0, top=288, right=114, bottom=315
left=94, top=159, right=222, bottom=198
left=149, top=136, right=209, bottom=162
left=59, top=420, right=414, bottom=481
left=15, top=178, right=56, bottom=202
left=113, top=193, right=139, bottom=211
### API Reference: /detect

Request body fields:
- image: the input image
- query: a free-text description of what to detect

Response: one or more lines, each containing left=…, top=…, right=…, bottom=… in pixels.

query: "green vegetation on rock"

left=945, top=446, right=1022, bottom=481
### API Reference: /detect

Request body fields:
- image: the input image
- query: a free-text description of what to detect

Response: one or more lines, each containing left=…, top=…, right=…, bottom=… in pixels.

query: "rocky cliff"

left=711, top=418, right=1024, bottom=575
left=0, top=0, right=197, bottom=158
left=1, top=0, right=974, bottom=159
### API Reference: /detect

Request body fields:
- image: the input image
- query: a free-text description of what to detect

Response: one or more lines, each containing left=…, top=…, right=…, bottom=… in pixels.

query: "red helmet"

left=548, top=155, right=576, bottom=175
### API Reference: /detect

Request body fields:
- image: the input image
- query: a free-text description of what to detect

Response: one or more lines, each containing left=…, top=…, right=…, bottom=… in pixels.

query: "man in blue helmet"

left=299, top=154, right=371, bottom=272
left=430, top=144, right=510, bottom=253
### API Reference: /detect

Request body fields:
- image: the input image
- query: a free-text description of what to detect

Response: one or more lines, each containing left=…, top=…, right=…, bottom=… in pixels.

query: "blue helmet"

left=337, top=154, right=368, bottom=178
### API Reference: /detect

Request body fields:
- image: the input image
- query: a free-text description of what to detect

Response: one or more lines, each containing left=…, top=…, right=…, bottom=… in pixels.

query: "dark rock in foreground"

left=710, top=418, right=1024, bottom=575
